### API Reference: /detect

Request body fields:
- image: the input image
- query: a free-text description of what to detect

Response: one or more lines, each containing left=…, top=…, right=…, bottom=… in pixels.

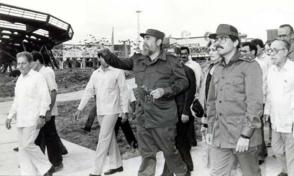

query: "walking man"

left=264, top=39, right=294, bottom=176
left=5, top=51, right=53, bottom=176
left=206, top=24, right=263, bottom=176
left=31, top=51, right=64, bottom=172
left=98, top=28, right=189, bottom=176
left=75, top=56, right=129, bottom=176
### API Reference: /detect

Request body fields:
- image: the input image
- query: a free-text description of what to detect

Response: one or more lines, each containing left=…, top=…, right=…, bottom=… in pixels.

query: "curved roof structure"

left=0, top=3, right=73, bottom=60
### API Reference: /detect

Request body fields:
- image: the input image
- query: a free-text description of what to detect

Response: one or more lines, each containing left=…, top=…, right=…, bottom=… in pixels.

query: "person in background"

left=251, top=38, right=272, bottom=165
left=161, top=47, right=196, bottom=175
left=31, top=51, right=64, bottom=172
left=278, top=24, right=294, bottom=60
left=264, top=39, right=294, bottom=176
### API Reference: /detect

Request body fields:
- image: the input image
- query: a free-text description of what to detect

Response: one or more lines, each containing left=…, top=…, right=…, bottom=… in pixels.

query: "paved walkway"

left=0, top=91, right=283, bottom=176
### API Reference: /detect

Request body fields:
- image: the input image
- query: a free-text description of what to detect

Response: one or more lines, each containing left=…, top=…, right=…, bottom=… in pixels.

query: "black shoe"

left=278, top=172, right=288, bottom=176
left=81, top=127, right=91, bottom=132
left=89, top=174, right=101, bottom=176
left=53, top=163, right=63, bottom=172
left=43, top=167, right=54, bottom=176
left=258, top=160, right=265, bottom=165
left=104, top=166, right=123, bottom=175
left=61, top=146, right=68, bottom=155
left=13, top=147, right=19, bottom=152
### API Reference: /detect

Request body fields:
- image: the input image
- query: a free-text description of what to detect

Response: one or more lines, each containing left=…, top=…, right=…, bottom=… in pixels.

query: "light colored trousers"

left=17, top=126, right=51, bottom=175
left=210, top=146, right=261, bottom=176
left=272, top=130, right=294, bottom=175
left=92, top=114, right=122, bottom=175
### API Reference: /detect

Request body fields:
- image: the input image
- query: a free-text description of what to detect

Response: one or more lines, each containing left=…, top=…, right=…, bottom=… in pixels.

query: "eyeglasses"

left=278, top=34, right=289, bottom=38
left=266, top=48, right=286, bottom=55
left=216, top=36, right=230, bottom=43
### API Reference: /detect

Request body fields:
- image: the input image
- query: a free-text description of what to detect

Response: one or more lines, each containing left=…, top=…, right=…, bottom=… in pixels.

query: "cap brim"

left=140, top=33, right=146, bottom=38
left=208, top=33, right=217, bottom=39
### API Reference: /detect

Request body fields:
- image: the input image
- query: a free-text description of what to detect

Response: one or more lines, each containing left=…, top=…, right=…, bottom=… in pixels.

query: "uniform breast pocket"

left=225, top=76, right=244, bottom=101
left=134, top=66, right=146, bottom=85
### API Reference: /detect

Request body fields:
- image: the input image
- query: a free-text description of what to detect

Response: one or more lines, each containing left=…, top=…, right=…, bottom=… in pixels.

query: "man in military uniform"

left=98, top=29, right=189, bottom=176
left=206, top=24, right=263, bottom=176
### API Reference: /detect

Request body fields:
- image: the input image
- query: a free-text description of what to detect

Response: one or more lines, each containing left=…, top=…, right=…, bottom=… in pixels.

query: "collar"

left=141, top=51, right=167, bottom=65
left=220, top=51, right=253, bottom=66
left=22, top=69, right=34, bottom=78
left=39, top=65, right=46, bottom=72
left=273, top=58, right=292, bottom=72
left=97, top=66, right=112, bottom=72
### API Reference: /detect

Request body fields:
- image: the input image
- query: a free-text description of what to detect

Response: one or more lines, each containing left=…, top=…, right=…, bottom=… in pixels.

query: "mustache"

left=143, top=44, right=149, bottom=49
left=215, top=45, right=224, bottom=49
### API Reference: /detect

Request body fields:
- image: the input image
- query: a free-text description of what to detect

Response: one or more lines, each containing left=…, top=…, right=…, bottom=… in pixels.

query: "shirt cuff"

left=241, top=127, right=255, bottom=138
left=39, top=109, right=47, bottom=116
left=163, top=87, right=172, bottom=96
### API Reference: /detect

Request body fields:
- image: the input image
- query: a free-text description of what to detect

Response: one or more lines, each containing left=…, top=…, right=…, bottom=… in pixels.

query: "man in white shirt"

left=5, top=51, right=53, bottom=176
left=31, top=51, right=65, bottom=172
left=75, top=56, right=129, bottom=176
left=264, top=39, right=294, bottom=176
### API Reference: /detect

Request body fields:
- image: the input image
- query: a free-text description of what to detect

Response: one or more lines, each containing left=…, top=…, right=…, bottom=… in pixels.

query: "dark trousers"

left=137, top=125, right=188, bottom=176
left=258, top=115, right=268, bottom=161
left=161, top=119, right=194, bottom=176
left=35, top=116, right=65, bottom=166
left=114, top=117, right=138, bottom=148
left=84, top=105, right=97, bottom=131
left=188, top=117, right=197, bottom=146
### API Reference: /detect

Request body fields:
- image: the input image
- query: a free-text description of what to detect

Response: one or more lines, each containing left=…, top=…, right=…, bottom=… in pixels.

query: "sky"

left=1, top=0, right=294, bottom=44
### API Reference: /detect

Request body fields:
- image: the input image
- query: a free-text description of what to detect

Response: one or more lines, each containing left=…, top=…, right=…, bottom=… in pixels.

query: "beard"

left=142, top=44, right=154, bottom=56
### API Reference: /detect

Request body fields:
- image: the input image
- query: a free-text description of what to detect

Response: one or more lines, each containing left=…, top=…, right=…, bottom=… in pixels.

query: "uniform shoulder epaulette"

left=239, top=55, right=255, bottom=62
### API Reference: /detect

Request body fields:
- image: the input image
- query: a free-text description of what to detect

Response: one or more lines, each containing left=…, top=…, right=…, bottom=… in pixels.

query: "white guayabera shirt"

left=265, top=59, right=294, bottom=134
left=78, top=66, right=129, bottom=115
left=8, top=69, right=51, bottom=127
left=39, top=66, right=58, bottom=116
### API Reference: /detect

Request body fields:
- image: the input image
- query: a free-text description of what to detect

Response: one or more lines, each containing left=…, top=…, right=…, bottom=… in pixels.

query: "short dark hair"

left=273, top=39, right=291, bottom=50
left=279, top=24, right=294, bottom=33
left=16, top=51, right=33, bottom=62
left=229, top=35, right=241, bottom=49
left=31, top=51, right=44, bottom=64
left=242, top=42, right=257, bottom=56
left=180, top=46, right=190, bottom=54
left=251, top=38, right=264, bottom=49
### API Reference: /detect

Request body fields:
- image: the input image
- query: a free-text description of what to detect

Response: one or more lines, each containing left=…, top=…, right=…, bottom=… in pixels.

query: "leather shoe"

left=13, top=147, right=19, bottom=152
left=89, top=174, right=101, bottom=176
left=104, top=166, right=123, bottom=175
left=53, top=163, right=63, bottom=172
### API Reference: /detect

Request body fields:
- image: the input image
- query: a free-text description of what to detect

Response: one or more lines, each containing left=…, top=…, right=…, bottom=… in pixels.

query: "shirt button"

left=221, top=76, right=225, bottom=79
left=219, top=113, right=222, bottom=116
left=219, top=100, right=222, bottom=103
left=220, top=88, right=223, bottom=91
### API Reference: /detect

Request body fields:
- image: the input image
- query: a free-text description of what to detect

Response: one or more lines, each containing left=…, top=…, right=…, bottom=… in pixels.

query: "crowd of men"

left=5, top=23, right=294, bottom=176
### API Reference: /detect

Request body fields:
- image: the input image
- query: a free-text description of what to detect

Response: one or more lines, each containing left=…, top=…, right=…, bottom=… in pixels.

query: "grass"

left=56, top=99, right=140, bottom=159
left=56, top=99, right=202, bottom=159
left=0, top=68, right=93, bottom=98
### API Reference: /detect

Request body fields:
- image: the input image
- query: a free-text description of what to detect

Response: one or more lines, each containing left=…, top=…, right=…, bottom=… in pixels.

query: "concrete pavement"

left=0, top=91, right=284, bottom=176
